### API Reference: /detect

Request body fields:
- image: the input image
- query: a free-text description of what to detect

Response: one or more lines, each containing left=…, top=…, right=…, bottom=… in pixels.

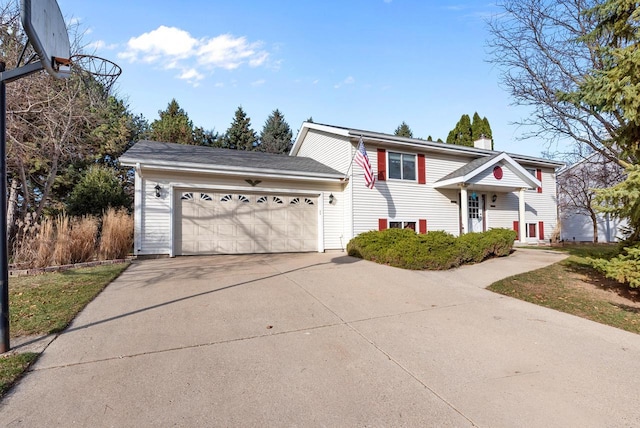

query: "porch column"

left=460, top=185, right=468, bottom=235
left=518, top=188, right=526, bottom=242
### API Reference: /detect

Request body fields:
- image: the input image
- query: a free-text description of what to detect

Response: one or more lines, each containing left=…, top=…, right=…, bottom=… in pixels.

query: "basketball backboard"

left=20, top=0, right=71, bottom=79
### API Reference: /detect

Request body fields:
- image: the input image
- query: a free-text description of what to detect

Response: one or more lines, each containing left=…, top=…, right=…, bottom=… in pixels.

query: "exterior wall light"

left=329, top=193, right=334, bottom=205
left=492, top=194, right=497, bottom=203
left=155, top=184, right=162, bottom=198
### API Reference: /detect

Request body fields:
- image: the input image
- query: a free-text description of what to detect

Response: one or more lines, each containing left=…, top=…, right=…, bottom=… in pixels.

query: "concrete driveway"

left=2, top=249, right=640, bottom=427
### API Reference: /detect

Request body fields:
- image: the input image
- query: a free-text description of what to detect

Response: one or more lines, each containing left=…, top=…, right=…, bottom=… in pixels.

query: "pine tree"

left=259, top=109, right=293, bottom=154
left=394, top=121, right=413, bottom=138
left=224, top=106, right=257, bottom=151
left=150, top=99, right=195, bottom=145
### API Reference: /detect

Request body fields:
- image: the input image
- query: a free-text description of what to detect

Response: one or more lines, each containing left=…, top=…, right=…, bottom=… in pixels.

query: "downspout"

left=134, top=163, right=143, bottom=255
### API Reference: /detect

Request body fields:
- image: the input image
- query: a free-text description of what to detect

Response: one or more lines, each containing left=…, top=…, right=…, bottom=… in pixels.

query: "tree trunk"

left=6, top=177, right=18, bottom=243
left=590, top=210, right=599, bottom=243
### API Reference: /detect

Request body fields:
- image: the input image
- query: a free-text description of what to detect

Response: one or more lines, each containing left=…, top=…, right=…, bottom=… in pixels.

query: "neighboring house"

left=558, top=152, right=627, bottom=242
left=119, top=122, right=564, bottom=256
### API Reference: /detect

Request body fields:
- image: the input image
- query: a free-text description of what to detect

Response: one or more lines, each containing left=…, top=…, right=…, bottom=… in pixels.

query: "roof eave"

left=121, top=159, right=345, bottom=182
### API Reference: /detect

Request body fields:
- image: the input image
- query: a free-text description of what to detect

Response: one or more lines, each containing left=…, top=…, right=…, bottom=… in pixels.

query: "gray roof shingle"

left=120, top=140, right=344, bottom=177
left=437, top=153, right=501, bottom=182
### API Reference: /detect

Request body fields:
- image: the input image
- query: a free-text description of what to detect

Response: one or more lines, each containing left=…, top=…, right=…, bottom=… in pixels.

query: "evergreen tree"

left=394, top=121, right=413, bottom=138
left=66, top=165, right=130, bottom=217
left=446, top=114, right=473, bottom=147
left=427, top=135, right=433, bottom=141
left=259, top=109, right=293, bottom=154
left=224, top=106, right=258, bottom=151
left=150, top=99, right=195, bottom=145
left=447, top=113, right=493, bottom=148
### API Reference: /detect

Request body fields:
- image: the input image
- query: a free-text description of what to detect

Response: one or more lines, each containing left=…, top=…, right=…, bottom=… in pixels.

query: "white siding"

left=561, top=212, right=627, bottom=242
left=352, top=148, right=469, bottom=236
left=136, top=169, right=345, bottom=255
left=296, top=129, right=352, bottom=174
left=470, top=163, right=532, bottom=188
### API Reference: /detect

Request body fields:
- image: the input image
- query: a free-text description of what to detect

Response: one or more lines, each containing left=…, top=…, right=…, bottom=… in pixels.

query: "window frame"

left=387, top=151, right=417, bottom=181
left=525, top=222, right=537, bottom=238
left=388, top=220, right=417, bottom=231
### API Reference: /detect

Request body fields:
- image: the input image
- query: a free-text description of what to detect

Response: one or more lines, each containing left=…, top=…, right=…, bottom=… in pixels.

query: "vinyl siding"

left=488, top=168, right=558, bottom=242
left=561, top=212, right=628, bottom=242
left=352, top=148, right=468, bottom=236
left=136, top=169, right=345, bottom=255
left=296, top=129, right=352, bottom=174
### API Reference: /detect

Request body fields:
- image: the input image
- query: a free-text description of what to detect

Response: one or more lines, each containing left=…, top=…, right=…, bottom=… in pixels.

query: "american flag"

left=354, top=137, right=375, bottom=189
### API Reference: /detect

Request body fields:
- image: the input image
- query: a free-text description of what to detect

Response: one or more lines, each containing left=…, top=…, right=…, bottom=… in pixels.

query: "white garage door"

left=177, top=191, right=318, bottom=255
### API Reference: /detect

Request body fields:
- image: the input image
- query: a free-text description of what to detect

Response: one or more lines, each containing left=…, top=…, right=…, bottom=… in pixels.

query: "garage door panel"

left=178, top=192, right=318, bottom=255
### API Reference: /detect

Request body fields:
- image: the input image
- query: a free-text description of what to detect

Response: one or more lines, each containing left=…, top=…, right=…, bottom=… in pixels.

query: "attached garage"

left=177, top=190, right=318, bottom=255
left=119, top=141, right=345, bottom=257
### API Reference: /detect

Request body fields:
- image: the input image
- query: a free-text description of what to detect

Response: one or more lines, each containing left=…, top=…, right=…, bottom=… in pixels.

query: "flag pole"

left=344, top=135, right=363, bottom=180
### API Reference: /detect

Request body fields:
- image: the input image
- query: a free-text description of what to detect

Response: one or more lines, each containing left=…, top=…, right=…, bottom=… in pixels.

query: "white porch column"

left=518, top=188, right=526, bottom=242
left=460, top=186, right=468, bottom=235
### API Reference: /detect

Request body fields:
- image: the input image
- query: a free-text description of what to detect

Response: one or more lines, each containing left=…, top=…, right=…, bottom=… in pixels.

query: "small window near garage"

left=304, top=198, right=314, bottom=205
left=389, top=221, right=416, bottom=230
left=257, top=196, right=268, bottom=204
left=273, top=196, right=284, bottom=204
left=526, top=223, right=537, bottom=238
left=200, top=193, right=212, bottom=201
left=220, top=194, right=232, bottom=202
left=181, top=192, right=193, bottom=200
left=290, top=197, right=300, bottom=205
left=238, top=195, right=250, bottom=203
left=388, top=152, right=416, bottom=181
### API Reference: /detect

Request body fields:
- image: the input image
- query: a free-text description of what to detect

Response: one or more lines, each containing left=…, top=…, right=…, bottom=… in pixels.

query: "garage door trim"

left=169, top=185, right=326, bottom=256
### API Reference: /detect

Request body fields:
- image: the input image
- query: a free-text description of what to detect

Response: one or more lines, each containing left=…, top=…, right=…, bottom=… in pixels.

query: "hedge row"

left=346, top=228, right=517, bottom=270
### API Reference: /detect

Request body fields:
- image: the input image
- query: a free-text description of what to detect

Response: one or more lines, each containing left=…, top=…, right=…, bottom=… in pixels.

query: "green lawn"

left=0, top=263, right=129, bottom=399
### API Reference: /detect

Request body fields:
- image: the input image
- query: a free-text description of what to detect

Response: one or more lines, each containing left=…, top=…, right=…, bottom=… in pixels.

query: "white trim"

left=122, top=162, right=344, bottom=183
left=169, top=185, right=175, bottom=258
left=434, top=152, right=541, bottom=190
left=388, top=219, right=419, bottom=231
left=318, top=193, right=325, bottom=253
left=134, top=166, right=143, bottom=255
left=519, top=188, right=526, bottom=243
left=386, top=150, right=418, bottom=182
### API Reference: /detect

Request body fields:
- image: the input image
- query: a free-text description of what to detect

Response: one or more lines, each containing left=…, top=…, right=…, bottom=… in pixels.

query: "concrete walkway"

left=2, top=249, right=640, bottom=427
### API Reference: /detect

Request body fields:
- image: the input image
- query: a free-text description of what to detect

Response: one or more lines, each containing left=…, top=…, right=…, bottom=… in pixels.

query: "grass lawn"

left=0, top=263, right=129, bottom=398
left=489, top=245, right=640, bottom=334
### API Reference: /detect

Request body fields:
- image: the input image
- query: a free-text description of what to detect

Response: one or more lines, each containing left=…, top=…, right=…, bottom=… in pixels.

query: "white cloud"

left=334, top=76, right=355, bottom=89
left=118, top=26, right=270, bottom=86
left=251, top=79, right=266, bottom=86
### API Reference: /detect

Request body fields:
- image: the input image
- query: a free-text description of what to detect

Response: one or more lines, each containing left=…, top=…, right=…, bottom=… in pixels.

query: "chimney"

left=474, top=134, right=492, bottom=150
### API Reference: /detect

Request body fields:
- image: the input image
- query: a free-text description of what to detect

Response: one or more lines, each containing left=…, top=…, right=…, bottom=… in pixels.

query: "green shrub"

left=66, top=166, right=130, bottom=217
left=347, top=227, right=517, bottom=270
left=589, top=243, right=640, bottom=288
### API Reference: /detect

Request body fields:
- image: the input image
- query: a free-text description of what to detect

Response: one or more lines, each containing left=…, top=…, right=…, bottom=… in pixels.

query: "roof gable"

left=433, top=152, right=541, bottom=190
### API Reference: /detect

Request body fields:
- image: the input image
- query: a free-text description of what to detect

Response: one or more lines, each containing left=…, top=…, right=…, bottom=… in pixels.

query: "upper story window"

left=388, top=152, right=416, bottom=180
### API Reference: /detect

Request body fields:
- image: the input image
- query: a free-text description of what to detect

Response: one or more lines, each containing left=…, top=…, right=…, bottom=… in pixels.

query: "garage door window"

left=181, top=192, right=193, bottom=200
left=200, top=193, right=212, bottom=201
left=273, top=196, right=283, bottom=204
left=221, top=194, right=232, bottom=202
left=257, top=196, right=268, bottom=203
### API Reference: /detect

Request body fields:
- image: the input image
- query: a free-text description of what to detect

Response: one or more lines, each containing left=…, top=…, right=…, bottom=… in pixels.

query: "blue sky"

left=56, top=0, right=544, bottom=157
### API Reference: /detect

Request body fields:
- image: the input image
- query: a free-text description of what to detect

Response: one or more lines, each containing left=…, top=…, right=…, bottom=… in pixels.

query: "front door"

left=468, top=194, right=484, bottom=233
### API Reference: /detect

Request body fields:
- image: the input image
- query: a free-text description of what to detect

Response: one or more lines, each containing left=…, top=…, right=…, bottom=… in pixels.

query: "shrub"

left=99, top=208, right=133, bottom=260
left=589, top=243, right=640, bottom=288
left=347, top=227, right=517, bottom=270
left=52, top=215, right=72, bottom=266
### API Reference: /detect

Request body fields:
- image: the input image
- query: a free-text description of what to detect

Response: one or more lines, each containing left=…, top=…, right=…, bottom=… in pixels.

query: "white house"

left=119, top=122, right=564, bottom=256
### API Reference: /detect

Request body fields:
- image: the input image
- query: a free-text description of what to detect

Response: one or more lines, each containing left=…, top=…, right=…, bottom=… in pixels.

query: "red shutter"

left=377, top=148, right=386, bottom=181
left=418, top=154, right=426, bottom=184
left=513, top=221, right=519, bottom=241
left=419, top=219, right=427, bottom=234
left=378, top=219, right=388, bottom=230
left=539, top=222, right=545, bottom=240
left=536, top=169, right=542, bottom=193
